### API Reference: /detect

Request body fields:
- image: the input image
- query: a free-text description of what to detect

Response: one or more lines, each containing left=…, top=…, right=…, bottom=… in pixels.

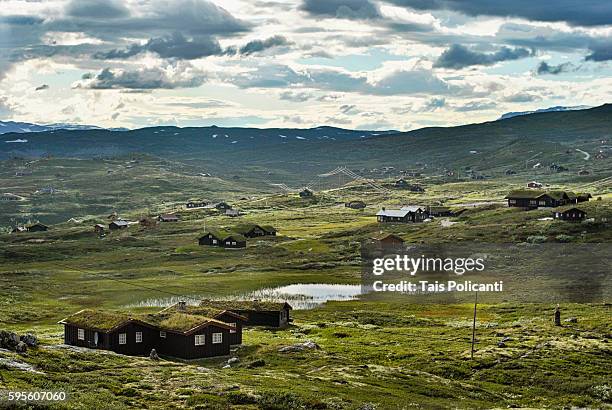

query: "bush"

left=526, top=235, right=548, bottom=244
left=555, top=234, right=574, bottom=243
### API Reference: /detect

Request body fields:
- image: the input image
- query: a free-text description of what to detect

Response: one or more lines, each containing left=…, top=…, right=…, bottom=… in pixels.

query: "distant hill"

left=0, top=120, right=128, bottom=134
left=1, top=104, right=610, bottom=181
left=498, top=105, right=591, bottom=120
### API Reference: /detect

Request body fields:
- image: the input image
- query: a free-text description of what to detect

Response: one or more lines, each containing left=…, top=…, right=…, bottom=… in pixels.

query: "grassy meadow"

left=0, top=155, right=611, bottom=409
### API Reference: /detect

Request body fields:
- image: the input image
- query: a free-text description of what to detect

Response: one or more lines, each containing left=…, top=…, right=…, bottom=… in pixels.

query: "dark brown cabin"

left=158, top=214, right=179, bottom=222
left=299, top=188, right=313, bottom=198
left=59, top=309, right=233, bottom=360
left=109, top=220, right=129, bottom=230
left=505, top=190, right=577, bottom=209
left=94, top=224, right=105, bottom=234
left=553, top=208, right=587, bottom=222
left=345, top=201, right=366, bottom=209
left=376, top=206, right=427, bottom=223
left=199, top=300, right=292, bottom=328
left=370, top=233, right=404, bottom=249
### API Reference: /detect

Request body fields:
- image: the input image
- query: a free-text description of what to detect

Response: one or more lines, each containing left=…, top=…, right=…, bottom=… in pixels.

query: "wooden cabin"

left=158, top=214, right=179, bottom=222
left=505, top=190, right=577, bottom=209
left=234, top=224, right=276, bottom=238
left=186, top=201, right=208, bottom=209
left=59, top=309, right=233, bottom=360
left=299, top=188, right=314, bottom=198
left=345, top=201, right=366, bottom=209
left=27, top=223, right=48, bottom=232
left=11, top=226, right=27, bottom=234
left=221, top=234, right=247, bottom=249
left=576, top=193, right=592, bottom=203
left=94, top=224, right=105, bottom=234
left=199, top=300, right=292, bottom=328
left=160, top=302, right=247, bottom=346
left=553, top=208, right=587, bottom=222
left=394, top=178, right=409, bottom=188
left=370, top=233, right=404, bottom=248
left=426, top=206, right=453, bottom=217
left=214, top=202, right=232, bottom=211
left=109, top=220, right=129, bottom=230
left=376, top=206, right=427, bottom=223
left=198, top=231, right=246, bottom=248
left=527, top=181, right=543, bottom=189
left=224, top=209, right=242, bottom=217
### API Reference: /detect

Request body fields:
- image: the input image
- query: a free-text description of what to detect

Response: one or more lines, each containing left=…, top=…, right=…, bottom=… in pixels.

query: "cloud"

left=454, top=100, right=497, bottom=112
left=422, top=97, right=446, bottom=111
left=434, top=44, right=533, bottom=69
left=536, top=61, right=575, bottom=75
left=74, top=64, right=207, bottom=89
left=66, top=0, right=129, bottom=19
left=237, top=35, right=291, bottom=56
left=279, top=91, right=315, bottom=102
left=503, top=92, right=542, bottom=103
left=94, top=32, right=223, bottom=60
left=384, top=0, right=612, bottom=27
left=300, top=0, right=382, bottom=20
left=35, top=84, right=49, bottom=91
left=585, top=42, right=612, bottom=62
left=231, top=64, right=457, bottom=96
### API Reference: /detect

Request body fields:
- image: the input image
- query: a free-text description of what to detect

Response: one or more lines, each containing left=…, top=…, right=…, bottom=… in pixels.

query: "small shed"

left=11, top=226, right=27, bottom=234
left=214, top=202, right=232, bottom=211
left=553, top=208, right=587, bottom=222
left=109, top=220, right=129, bottom=230
left=158, top=214, right=180, bottom=222
left=94, top=224, right=105, bottom=234
left=527, top=181, right=543, bottom=189
left=370, top=233, right=404, bottom=248
left=345, top=200, right=366, bottom=209
left=299, top=188, right=314, bottom=198
left=427, top=206, right=453, bottom=217
left=27, top=223, right=48, bottom=232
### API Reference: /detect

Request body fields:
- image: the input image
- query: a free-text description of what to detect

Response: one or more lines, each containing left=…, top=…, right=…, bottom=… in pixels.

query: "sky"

left=0, top=0, right=611, bottom=131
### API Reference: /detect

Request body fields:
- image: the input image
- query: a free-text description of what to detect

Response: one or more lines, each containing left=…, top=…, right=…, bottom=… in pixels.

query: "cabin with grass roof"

left=198, top=230, right=247, bottom=248
left=234, top=223, right=277, bottom=238
left=199, top=299, right=292, bottom=328
left=59, top=308, right=233, bottom=359
left=505, top=190, right=578, bottom=209
left=160, top=302, right=247, bottom=345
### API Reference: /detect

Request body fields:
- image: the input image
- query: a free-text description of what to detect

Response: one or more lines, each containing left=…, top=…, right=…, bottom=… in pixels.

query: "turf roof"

left=60, top=309, right=132, bottom=332
left=199, top=299, right=292, bottom=311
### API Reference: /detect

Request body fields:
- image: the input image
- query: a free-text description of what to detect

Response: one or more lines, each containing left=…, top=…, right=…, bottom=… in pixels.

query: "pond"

left=127, top=283, right=363, bottom=310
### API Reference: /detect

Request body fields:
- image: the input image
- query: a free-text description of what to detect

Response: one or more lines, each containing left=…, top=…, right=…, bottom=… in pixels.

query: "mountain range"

left=1, top=104, right=610, bottom=182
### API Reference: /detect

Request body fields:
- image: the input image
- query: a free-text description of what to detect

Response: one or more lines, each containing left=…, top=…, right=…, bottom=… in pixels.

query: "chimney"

left=178, top=301, right=186, bottom=311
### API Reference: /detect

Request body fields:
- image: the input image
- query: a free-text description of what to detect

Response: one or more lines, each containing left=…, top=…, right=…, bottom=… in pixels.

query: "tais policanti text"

left=373, top=280, right=504, bottom=293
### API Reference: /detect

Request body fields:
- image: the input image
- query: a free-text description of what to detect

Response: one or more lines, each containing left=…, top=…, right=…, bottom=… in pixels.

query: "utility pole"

left=471, top=291, right=478, bottom=360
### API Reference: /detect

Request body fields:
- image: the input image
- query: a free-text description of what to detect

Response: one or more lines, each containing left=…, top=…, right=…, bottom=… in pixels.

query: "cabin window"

left=229, top=323, right=236, bottom=334
left=194, top=334, right=205, bottom=346
left=119, top=333, right=127, bottom=345
left=212, top=333, right=223, bottom=344
left=212, top=239, right=217, bottom=244
left=136, top=332, right=143, bottom=343
left=529, top=200, right=537, bottom=205
left=77, top=328, right=85, bottom=340
left=539, top=201, right=546, bottom=206
left=509, top=199, right=516, bottom=204
left=160, top=331, right=166, bottom=338
left=231, top=241, right=236, bottom=245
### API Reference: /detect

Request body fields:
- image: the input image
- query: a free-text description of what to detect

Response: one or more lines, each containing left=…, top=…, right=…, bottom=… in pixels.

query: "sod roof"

left=199, top=299, right=292, bottom=311
left=160, top=304, right=248, bottom=321
left=141, top=312, right=229, bottom=333
left=59, top=309, right=132, bottom=332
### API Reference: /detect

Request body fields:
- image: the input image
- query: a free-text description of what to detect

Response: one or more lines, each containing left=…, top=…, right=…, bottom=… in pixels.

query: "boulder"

left=15, top=341, right=27, bottom=354
left=247, top=359, right=265, bottom=368
left=149, top=349, right=159, bottom=361
left=564, top=317, right=578, bottom=323
left=20, top=333, right=38, bottom=347
left=227, top=357, right=240, bottom=365
left=497, top=341, right=506, bottom=348
left=279, top=341, right=321, bottom=353
left=0, top=330, right=20, bottom=350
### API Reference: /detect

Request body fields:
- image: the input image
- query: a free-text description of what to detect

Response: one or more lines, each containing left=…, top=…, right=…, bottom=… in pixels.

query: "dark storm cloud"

left=434, top=44, right=534, bottom=69
left=384, top=0, right=612, bottom=27
left=66, top=0, right=129, bottom=19
left=536, top=61, right=576, bottom=75
left=94, top=33, right=224, bottom=60
left=300, top=0, right=382, bottom=20
left=585, top=42, right=612, bottom=62
left=75, top=66, right=207, bottom=90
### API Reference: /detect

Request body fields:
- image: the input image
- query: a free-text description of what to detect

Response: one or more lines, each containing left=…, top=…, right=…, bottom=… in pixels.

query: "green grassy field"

left=0, top=154, right=611, bottom=409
